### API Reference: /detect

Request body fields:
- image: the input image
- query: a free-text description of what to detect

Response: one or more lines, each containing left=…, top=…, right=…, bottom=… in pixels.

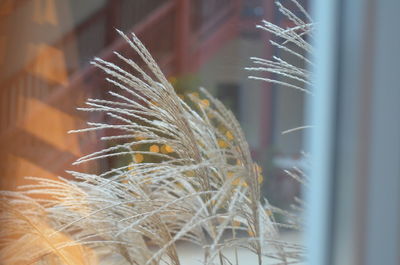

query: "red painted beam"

left=175, top=0, right=190, bottom=74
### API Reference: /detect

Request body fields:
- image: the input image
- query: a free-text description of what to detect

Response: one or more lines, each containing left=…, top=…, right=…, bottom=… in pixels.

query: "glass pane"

left=0, top=0, right=310, bottom=264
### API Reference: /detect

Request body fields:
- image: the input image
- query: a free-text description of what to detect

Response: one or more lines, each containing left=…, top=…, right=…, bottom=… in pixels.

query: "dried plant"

left=0, top=1, right=311, bottom=264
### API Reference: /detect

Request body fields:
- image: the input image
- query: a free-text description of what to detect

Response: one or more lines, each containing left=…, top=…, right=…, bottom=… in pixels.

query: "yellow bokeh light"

left=232, top=178, right=248, bottom=187
left=136, top=136, right=146, bottom=141
left=225, top=131, right=234, bottom=140
left=199, top=99, right=210, bottom=107
left=161, top=144, right=174, bottom=153
left=218, top=140, right=228, bottom=148
left=149, top=145, right=159, bottom=153
left=165, top=145, right=173, bottom=153
left=134, top=153, right=144, bottom=163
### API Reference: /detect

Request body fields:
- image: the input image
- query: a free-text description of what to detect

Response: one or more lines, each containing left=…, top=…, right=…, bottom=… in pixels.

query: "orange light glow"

left=27, top=44, right=68, bottom=85
left=0, top=36, right=6, bottom=66
left=149, top=144, right=160, bottom=153
left=21, top=98, right=81, bottom=157
left=0, top=0, right=13, bottom=16
left=33, top=0, right=58, bottom=25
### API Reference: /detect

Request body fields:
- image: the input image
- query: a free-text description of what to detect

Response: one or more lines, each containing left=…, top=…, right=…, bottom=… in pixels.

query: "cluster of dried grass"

left=0, top=1, right=311, bottom=264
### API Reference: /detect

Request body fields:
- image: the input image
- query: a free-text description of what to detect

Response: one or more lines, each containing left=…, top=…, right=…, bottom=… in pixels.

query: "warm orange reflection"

left=21, top=98, right=81, bottom=157
left=27, top=44, right=68, bottom=85
left=0, top=0, right=13, bottom=16
left=0, top=36, right=6, bottom=66
left=0, top=202, right=98, bottom=265
left=34, top=223, right=98, bottom=265
left=7, top=155, right=53, bottom=187
left=33, top=0, right=58, bottom=25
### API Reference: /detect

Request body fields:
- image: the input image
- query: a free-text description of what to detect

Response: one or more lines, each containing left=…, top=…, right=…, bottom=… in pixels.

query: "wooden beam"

left=175, top=0, right=190, bottom=73
left=105, top=0, right=122, bottom=45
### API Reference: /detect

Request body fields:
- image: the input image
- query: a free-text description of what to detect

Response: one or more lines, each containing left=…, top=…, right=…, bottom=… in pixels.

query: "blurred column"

left=307, top=0, right=400, bottom=265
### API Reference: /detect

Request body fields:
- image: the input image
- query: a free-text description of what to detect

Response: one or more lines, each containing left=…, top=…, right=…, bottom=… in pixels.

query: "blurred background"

left=0, top=0, right=307, bottom=211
